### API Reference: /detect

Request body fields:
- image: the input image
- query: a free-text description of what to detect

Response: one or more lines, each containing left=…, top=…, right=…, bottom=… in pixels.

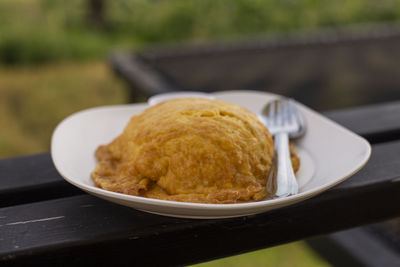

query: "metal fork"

left=259, top=98, right=306, bottom=197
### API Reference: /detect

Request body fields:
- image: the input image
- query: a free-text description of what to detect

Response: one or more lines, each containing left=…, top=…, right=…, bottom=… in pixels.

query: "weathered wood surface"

left=0, top=154, right=81, bottom=208
left=325, top=101, right=400, bottom=144
left=0, top=101, right=400, bottom=266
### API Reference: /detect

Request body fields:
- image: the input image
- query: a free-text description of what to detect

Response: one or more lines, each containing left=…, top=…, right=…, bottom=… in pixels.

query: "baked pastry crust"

left=92, top=98, right=297, bottom=203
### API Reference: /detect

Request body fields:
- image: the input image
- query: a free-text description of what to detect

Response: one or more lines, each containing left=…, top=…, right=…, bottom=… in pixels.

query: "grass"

left=0, top=61, right=128, bottom=157
left=193, top=241, right=330, bottom=267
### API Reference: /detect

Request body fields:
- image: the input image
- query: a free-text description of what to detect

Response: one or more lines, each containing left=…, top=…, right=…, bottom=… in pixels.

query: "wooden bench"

left=1, top=100, right=399, bottom=266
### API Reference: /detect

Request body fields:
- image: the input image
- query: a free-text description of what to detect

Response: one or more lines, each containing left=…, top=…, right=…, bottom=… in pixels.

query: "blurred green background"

left=2, top=0, right=400, bottom=65
left=1, top=0, right=400, bottom=266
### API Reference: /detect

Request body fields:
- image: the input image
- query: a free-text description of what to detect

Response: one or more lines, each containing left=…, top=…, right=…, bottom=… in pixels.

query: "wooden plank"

left=0, top=185, right=398, bottom=266
left=0, top=141, right=399, bottom=266
left=109, top=53, right=177, bottom=98
left=325, top=101, right=400, bottom=144
left=333, top=140, right=400, bottom=190
left=0, top=153, right=59, bottom=189
left=0, top=154, right=81, bottom=208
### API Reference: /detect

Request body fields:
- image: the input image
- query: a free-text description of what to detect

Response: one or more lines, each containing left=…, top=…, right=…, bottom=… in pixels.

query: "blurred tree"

left=88, top=0, right=106, bottom=29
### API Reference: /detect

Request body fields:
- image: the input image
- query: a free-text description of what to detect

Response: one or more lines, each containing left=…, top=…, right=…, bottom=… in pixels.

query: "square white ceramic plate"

left=51, top=90, right=371, bottom=219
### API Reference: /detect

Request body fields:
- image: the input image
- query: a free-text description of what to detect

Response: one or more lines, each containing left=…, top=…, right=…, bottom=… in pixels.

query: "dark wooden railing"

left=1, top=100, right=399, bottom=266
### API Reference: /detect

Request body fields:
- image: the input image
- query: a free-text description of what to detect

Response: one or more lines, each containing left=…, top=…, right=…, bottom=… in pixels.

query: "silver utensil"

left=259, top=98, right=306, bottom=197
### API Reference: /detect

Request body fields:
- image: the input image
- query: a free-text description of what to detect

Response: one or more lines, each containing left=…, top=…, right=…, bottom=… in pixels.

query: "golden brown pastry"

left=92, top=98, right=298, bottom=204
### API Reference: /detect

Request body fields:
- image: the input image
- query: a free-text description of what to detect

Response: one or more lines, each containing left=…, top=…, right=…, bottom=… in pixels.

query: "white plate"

left=148, top=91, right=215, bottom=106
left=51, top=91, right=371, bottom=219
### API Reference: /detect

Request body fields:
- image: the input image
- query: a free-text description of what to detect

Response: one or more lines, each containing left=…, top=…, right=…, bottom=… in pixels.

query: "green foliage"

left=0, top=0, right=400, bottom=64
left=0, top=31, right=107, bottom=64
left=192, top=241, right=330, bottom=267
left=107, top=0, right=400, bottom=41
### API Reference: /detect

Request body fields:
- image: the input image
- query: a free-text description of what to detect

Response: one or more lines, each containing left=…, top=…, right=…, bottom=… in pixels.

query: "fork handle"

left=274, top=132, right=298, bottom=197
